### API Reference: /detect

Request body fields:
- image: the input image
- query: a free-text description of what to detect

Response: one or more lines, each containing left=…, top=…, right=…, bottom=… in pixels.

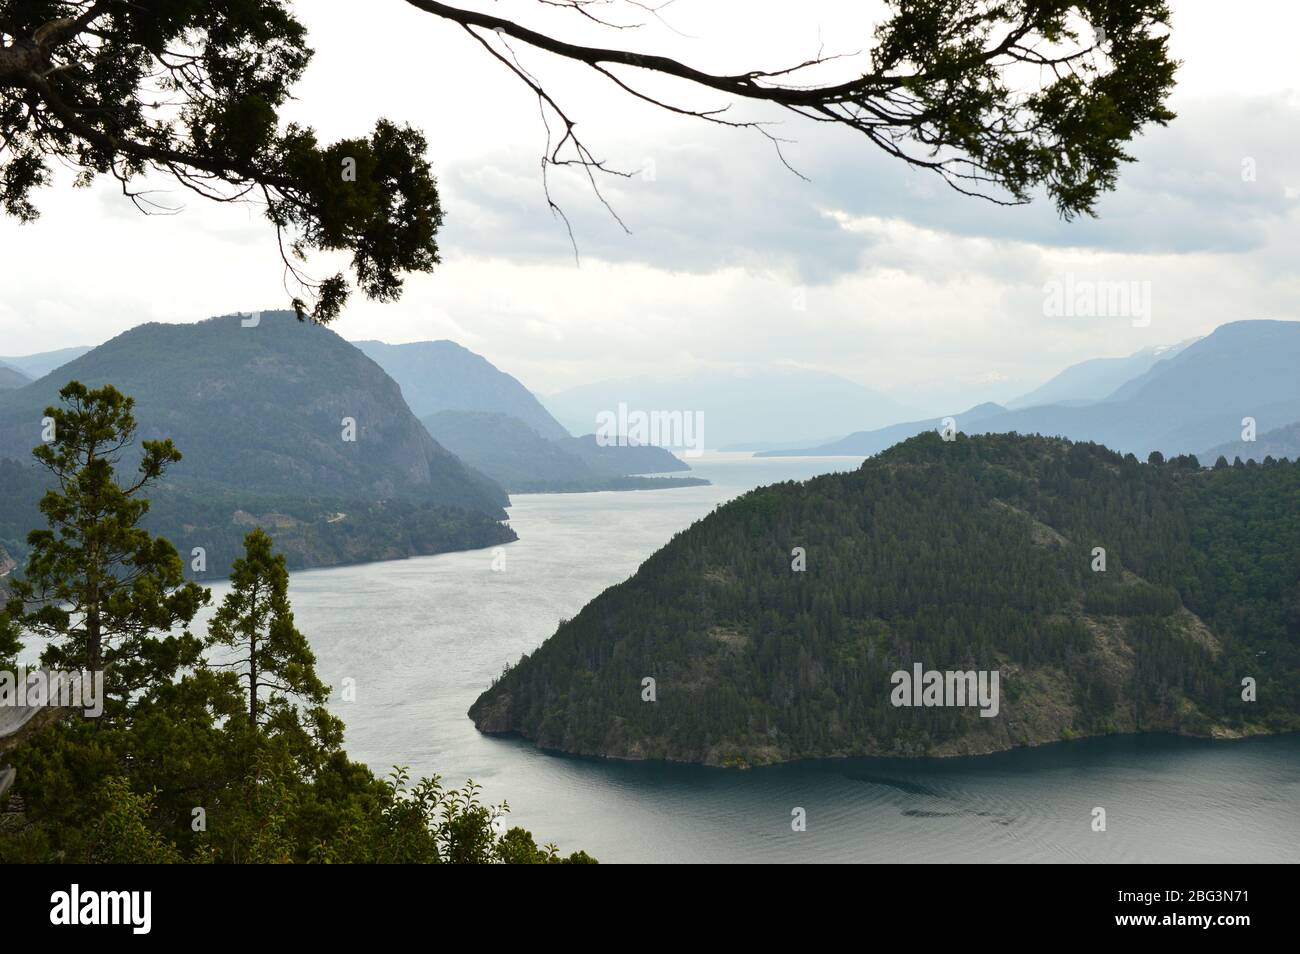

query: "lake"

left=206, top=453, right=1300, bottom=863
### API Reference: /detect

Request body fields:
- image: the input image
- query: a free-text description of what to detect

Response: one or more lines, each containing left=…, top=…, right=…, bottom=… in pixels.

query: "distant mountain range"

left=0, top=313, right=507, bottom=510
left=1006, top=339, right=1199, bottom=409
left=978, top=320, right=1300, bottom=456
left=0, top=362, right=28, bottom=391
left=757, top=402, right=1008, bottom=458
left=359, top=338, right=703, bottom=493
left=8, top=314, right=1296, bottom=578
left=1205, top=420, right=1300, bottom=464
left=761, top=321, right=1300, bottom=461
left=352, top=339, right=570, bottom=441
left=0, top=314, right=716, bottom=576
left=543, top=367, right=916, bottom=450
left=0, top=346, right=93, bottom=381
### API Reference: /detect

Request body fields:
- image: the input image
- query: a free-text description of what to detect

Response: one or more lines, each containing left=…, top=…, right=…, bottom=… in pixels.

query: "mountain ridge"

left=0, top=313, right=517, bottom=574
left=763, top=321, right=1300, bottom=460
left=1006, top=338, right=1198, bottom=409
left=353, top=338, right=570, bottom=441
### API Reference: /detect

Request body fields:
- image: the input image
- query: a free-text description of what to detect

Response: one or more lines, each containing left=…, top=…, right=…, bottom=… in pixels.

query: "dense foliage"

left=0, top=0, right=442, bottom=322
left=0, top=456, right=515, bottom=579
left=0, top=313, right=521, bottom=574
left=471, top=433, right=1300, bottom=765
left=0, top=385, right=591, bottom=863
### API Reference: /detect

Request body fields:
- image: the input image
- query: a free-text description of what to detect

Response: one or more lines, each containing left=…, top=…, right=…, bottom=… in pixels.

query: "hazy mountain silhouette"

left=763, top=321, right=1300, bottom=460
left=544, top=367, right=915, bottom=449
left=0, top=346, right=93, bottom=381
left=1204, top=420, right=1300, bottom=464
left=967, top=320, right=1300, bottom=456
left=1006, top=339, right=1198, bottom=409
left=756, top=403, right=1007, bottom=457
left=353, top=339, right=570, bottom=441
left=422, top=410, right=704, bottom=493
left=0, top=362, right=28, bottom=391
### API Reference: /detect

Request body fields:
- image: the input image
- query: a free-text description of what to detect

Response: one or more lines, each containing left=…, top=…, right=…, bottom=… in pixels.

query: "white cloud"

left=3, top=1, right=1300, bottom=410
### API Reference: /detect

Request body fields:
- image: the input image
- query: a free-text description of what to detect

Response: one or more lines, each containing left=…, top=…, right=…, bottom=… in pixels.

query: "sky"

left=2, top=0, right=1299, bottom=409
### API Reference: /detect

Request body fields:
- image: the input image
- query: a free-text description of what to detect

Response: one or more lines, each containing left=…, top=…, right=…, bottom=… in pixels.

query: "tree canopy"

left=0, top=383, right=594, bottom=863
left=2, top=381, right=207, bottom=710
left=1, top=1, right=1176, bottom=319
left=472, top=432, right=1299, bottom=765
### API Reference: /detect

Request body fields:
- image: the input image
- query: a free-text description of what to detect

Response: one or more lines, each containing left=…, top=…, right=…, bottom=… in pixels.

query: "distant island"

left=471, top=432, right=1300, bottom=766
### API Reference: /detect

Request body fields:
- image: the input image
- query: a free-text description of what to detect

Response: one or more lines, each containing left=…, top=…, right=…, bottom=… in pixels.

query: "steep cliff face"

left=471, top=433, right=1300, bottom=766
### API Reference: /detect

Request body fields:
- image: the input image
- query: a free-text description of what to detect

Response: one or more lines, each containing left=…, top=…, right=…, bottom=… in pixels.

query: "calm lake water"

left=205, top=453, right=1300, bottom=863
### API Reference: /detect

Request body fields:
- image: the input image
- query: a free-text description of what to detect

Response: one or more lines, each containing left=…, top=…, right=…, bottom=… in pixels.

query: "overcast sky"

left=2, top=0, right=1298, bottom=407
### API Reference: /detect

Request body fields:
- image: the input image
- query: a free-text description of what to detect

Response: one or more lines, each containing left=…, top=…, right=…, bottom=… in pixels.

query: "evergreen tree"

left=2, top=382, right=207, bottom=710
left=0, top=384, right=591, bottom=864
left=206, top=529, right=340, bottom=752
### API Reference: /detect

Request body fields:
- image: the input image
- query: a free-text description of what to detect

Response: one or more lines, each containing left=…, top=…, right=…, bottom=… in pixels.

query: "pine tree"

left=206, top=529, right=336, bottom=743
left=1, top=382, right=208, bottom=710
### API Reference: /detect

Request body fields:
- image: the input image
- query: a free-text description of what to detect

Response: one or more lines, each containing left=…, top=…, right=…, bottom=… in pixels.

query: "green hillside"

left=0, top=457, right=514, bottom=581
left=0, top=314, right=518, bottom=572
left=0, top=312, right=508, bottom=515
left=471, top=433, right=1300, bottom=766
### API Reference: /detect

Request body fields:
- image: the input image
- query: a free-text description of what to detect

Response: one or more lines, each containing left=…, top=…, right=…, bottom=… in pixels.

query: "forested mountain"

left=0, top=314, right=516, bottom=574
left=354, top=339, right=571, bottom=440
left=471, top=433, right=1300, bottom=766
left=1006, top=339, right=1197, bottom=409
left=757, top=402, right=1006, bottom=457
left=0, top=346, right=92, bottom=381
left=0, top=312, right=507, bottom=512
left=0, top=362, right=27, bottom=391
left=422, top=410, right=706, bottom=493
left=0, top=457, right=513, bottom=580
left=544, top=367, right=915, bottom=449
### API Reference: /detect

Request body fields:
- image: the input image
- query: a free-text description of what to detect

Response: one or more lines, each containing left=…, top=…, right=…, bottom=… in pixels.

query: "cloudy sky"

left=2, top=0, right=1298, bottom=409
